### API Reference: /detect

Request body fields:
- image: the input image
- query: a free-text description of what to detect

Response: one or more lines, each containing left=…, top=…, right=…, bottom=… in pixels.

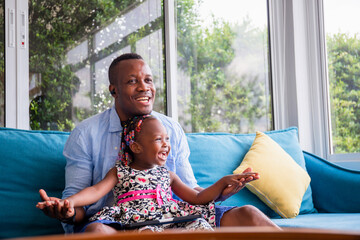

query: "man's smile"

left=135, top=96, right=151, bottom=103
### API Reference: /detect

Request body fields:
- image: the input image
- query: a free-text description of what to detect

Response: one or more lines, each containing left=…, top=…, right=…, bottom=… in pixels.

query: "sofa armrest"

left=303, top=151, right=360, bottom=213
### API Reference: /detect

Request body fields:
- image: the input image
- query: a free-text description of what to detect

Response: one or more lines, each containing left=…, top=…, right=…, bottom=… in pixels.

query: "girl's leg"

left=220, top=205, right=280, bottom=229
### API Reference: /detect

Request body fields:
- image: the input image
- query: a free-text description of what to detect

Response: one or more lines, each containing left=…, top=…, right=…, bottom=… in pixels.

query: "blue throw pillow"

left=186, top=127, right=316, bottom=218
left=0, top=128, right=69, bottom=238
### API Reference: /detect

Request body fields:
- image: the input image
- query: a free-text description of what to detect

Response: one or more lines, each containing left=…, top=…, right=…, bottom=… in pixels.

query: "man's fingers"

left=63, top=200, right=70, bottom=215
left=242, top=167, right=253, bottom=173
left=245, top=176, right=254, bottom=182
left=36, top=202, right=46, bottom=209
left=44, top=201, right=56, bottom=218
left=53, top=200, right=62, bottom=217
left=39, top=189, right=49, bottom=201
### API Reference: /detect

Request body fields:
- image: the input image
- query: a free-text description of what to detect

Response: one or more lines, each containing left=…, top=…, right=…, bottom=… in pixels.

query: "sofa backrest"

left=0, top=128, right=68, bottom=239
left=186, top=127, right=316, bottom=218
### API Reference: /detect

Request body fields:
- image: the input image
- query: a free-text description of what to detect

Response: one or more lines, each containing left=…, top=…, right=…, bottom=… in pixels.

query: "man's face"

left=111, top=59, right=156, bottom=121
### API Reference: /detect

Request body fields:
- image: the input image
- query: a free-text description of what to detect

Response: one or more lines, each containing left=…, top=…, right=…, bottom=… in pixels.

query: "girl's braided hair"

left=118, top=114, right=153, bottom=165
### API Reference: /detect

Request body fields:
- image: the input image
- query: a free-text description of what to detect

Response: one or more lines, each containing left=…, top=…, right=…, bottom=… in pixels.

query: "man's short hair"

left=108, top=53, right=144, bottom=84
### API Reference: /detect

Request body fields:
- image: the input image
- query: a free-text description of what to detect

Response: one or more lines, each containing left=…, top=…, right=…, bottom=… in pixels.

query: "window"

left=28, top=0, right=165, bottom=131
left=323, top=0, right=360, bottom=154
left=0, top=1, right=4, bottom=127
left=176, top=0, right=272, bottom=133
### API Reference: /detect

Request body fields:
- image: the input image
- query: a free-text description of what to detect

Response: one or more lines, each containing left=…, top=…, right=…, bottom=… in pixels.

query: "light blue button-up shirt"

left=62, top=105, right=198, bottom=233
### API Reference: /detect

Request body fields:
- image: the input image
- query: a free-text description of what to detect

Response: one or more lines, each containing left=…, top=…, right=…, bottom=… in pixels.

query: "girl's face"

left=130, top=118, right=171, bottom=170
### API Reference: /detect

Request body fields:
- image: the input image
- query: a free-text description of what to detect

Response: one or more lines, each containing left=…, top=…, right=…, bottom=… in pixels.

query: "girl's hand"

left=54, top=199, right=75, bottom=219
left=216, top=168, right=259, bottom=202
left=36, top=189, right=75, bottom=220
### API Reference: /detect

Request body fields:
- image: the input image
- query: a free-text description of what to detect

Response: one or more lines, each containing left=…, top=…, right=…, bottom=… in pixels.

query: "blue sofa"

left=1, top=127, right=359, bottom=239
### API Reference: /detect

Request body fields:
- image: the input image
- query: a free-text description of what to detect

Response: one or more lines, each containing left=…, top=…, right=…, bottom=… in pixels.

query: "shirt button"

left=115, top=147, right=118, bottom=150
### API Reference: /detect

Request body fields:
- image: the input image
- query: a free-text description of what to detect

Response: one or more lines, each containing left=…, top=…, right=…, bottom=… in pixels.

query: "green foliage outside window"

left=177, top=0, right=271, bottom=133
left=29, top=0, right=136, bottom=131
left=24, top=0, right=360, bottom=154
left=327, top=33, right=360, bottom=153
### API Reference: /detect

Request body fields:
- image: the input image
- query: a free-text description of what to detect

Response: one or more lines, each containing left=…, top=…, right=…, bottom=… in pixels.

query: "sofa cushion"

left=233, top=131, right=311, bottom=218
left=0, top=128, right=69, bottom=239
left=272, top=213, right=360, bottom=231
left=186, top=127, right=316, bottom=218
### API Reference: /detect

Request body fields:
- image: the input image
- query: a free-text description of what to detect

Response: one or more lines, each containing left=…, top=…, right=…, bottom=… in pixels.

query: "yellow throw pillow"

left=233, top=131, right=311, bottom=218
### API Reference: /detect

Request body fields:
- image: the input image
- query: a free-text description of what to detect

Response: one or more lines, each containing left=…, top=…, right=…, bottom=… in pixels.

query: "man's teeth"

left=136, top=97, right=149, bottom=102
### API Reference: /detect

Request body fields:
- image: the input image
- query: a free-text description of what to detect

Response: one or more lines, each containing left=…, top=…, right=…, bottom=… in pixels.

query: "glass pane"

left=0, top=1, right=4, bottom=127
left=176, top=0, right=272, bottom=133
left=29, top=0, right=165, bottom=131
left=324, top=0, right=360, bottom=154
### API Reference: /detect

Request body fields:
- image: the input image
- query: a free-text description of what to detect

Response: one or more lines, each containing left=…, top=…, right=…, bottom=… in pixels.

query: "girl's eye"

left=155, top=138, right=161, bottom=141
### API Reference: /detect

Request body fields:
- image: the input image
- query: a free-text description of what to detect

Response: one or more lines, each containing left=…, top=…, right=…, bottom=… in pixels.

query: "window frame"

left=4, top=0, right=360, bottom=162
left=317, top=0, right=360, bottom=162
left=5, top=0, right=29, bottom=129
left=269, top=0, right=360, bottom=162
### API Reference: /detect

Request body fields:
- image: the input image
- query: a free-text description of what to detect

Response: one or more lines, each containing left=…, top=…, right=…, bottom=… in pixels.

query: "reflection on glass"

left=176, top=0, right=272, bottom=133
left=324, top=0, right=360, bottom=154
left=29, top=0, right=165, bottom=131
left=0, top=1, right=4, bottom=127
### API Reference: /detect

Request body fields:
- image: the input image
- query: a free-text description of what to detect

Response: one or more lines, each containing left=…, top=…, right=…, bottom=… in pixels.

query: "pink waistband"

left=117, top=189, right=155, bottom=199
left=117, top=194, right=157, bottom=205
left=117, top=185, right=173, bottom=206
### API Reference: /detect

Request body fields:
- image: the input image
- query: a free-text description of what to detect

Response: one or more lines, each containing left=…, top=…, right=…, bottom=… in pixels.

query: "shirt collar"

left=108, top=105, right=157, bottom=133
left=109, top=105, right=123, bottom=133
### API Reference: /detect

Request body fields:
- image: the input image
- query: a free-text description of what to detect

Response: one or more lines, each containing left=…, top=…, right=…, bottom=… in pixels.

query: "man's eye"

left=146, top=78, right=153, bottom=83
left=128, top=79, right=136, bottom=84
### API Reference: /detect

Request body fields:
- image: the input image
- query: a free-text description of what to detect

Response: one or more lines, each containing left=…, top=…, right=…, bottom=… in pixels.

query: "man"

left=39, top=53, right=278, bottom=233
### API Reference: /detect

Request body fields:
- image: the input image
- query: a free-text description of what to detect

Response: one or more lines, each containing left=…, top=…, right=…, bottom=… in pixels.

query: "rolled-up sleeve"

left=172, top=121, right=199, bottom=189
left=62, top=127, right=93, bottom=199
left=62, top=127, right=94, bottom=233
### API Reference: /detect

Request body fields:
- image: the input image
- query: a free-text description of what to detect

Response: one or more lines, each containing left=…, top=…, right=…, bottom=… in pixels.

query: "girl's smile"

left=130, top=117, right=171, bottom=170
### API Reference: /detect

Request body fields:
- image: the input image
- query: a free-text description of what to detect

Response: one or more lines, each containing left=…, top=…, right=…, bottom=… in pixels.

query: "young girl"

left=37, top=115, right=258, bottom=231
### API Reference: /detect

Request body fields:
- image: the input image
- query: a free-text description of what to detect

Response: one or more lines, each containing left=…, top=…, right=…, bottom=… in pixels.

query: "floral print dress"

left=89, top=162, right=215, bottom=231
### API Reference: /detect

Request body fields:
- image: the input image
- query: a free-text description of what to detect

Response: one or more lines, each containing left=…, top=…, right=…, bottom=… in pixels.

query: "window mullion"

left=5, top=0, right=29, bottom=129
left=164, top=0, right=178, bottom=120
left=5, top=0, right=17, bottom=128
left=16, top=0, right=29, bottom=129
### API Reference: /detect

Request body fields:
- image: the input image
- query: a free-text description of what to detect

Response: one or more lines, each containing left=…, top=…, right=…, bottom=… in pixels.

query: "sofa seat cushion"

left=272, top=213, right=360, bottom=231
left=186, top=127, right=316, bottom=218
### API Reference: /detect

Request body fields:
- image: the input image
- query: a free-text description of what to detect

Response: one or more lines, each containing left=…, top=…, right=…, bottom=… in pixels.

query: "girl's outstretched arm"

left=66, top=167, right=118, bottom=206
left=170, top=170, right=259, bottom=205
left=37, top=167, right=118, bottom=219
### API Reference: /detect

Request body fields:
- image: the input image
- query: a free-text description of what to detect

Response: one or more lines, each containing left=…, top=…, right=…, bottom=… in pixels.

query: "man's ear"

left=130, top=142, right=142, bottom=154
left=109, top=85, right=116, bottom=96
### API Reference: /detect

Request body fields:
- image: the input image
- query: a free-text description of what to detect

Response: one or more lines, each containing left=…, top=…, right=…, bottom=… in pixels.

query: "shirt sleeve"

left=172, top=121, right=199, bottom=189
left=62, top=127, right=93, bottom=233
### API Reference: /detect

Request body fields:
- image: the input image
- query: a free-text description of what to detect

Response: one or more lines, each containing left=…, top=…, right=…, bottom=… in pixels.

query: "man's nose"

left=137, top=80, right=150, bottom=91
